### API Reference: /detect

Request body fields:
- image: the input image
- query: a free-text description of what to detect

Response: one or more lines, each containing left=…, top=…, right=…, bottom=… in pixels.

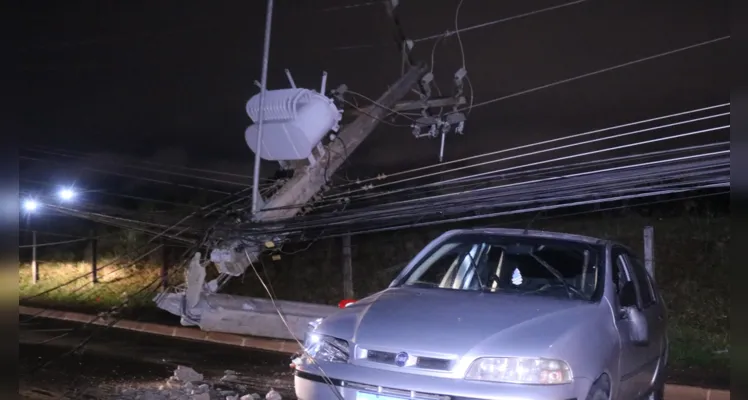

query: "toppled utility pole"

left=157, top=63, right=430, bottom=338
left=253, top=62, right=428, bottom=223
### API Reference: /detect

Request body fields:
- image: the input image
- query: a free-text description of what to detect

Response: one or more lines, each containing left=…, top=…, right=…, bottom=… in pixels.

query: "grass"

left=19, top=260, right=165, bottom=314
left=18, top=211, right=730, bottom=387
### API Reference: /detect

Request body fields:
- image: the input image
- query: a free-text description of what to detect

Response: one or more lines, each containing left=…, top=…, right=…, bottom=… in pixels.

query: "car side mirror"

left=624, top=306, right=650, bottom=346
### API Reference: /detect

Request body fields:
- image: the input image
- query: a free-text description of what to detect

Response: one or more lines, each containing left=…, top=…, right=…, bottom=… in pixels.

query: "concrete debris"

left=220, top=372, right=239, bottom=382
left=111, top=365, right=291, bottom=400
left=265, top=389, right=281, bottom=400
left=174, top=366, right=204, bottom=383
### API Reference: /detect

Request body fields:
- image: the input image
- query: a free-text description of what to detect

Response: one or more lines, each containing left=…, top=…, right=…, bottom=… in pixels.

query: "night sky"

left=13, top=0, right=728, bottom=181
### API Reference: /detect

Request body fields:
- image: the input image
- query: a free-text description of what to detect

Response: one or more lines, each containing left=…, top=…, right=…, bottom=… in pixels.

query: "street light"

left=22, top=198, right=39, bottom=212
left=58, top=187, right=77, bottom=201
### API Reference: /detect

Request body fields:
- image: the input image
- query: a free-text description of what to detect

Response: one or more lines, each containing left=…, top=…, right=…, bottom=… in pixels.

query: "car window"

left=401, top=234, right=604, bottom=301
left=625, top=253, right=656, bottom=307
left=611, top=248, right=631, bottom=294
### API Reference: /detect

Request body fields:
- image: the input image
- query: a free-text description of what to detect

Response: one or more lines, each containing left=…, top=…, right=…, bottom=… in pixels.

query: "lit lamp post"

left=55, top=186, right=98, bottom=283
left=21, top=198, right=40, bottom=283
left=22, top=198, right=39, bottom=213
left=57, top=187, right=77, bottom=202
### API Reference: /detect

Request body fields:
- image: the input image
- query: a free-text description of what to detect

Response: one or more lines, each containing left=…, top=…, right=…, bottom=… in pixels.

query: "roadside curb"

left=19, top=306, right=729, bottom=399
left=19, top=305, right=301, bottom=354
left=665, top=384, right=730, bottom=400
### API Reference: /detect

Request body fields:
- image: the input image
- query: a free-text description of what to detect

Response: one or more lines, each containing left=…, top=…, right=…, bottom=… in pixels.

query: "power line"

left=334, top=148, right=730, bottom=210
left=216, top=152, right=728, bottom=240
left=22, top=148, right=258, bottom=189
left=413, top=0, right=590, bottom=42
left=456, top=36, right=729, bottom=112
left=329, top=104, right=728, bottom=189
left=320, top=113, right=729, bottom=201
left=20, top=155, right=233, bottom=195
left=27, top=145, right=273, bottom=182
left=21, top=178, right=201, bottom=209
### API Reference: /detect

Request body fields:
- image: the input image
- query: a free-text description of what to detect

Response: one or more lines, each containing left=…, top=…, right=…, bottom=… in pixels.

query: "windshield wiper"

left=529, top=252, right=587, bottom=300
left=406, top=281, right=440, bottom=288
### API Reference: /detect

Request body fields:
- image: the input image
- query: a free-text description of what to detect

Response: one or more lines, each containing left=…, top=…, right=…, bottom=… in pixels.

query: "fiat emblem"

left=394, top=352, right=409, bottom=367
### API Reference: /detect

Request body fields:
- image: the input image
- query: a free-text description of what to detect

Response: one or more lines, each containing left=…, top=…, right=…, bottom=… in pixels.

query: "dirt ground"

left=19, top=318, right=295, bottom=399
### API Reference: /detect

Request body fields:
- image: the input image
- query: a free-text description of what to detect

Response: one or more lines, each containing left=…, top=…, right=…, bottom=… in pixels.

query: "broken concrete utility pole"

left=254, top=63, right=428, bottom=222
left=156, top=63, right=429, bottom=340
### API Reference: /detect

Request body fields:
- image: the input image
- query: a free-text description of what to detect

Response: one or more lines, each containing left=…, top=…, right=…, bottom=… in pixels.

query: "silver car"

left=294, top=228, right=668, bottom=400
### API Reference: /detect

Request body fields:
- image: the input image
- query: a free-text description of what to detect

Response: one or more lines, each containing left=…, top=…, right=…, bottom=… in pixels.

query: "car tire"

left=585, top=379, right=610, bottom=400
left=649, top=384, right=665, bottom=400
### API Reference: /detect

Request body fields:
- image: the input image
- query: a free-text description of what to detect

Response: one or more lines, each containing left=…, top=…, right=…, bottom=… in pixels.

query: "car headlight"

left=304, top=333, right=349, bottom=363
left=465, top=357, right=572, bottom=385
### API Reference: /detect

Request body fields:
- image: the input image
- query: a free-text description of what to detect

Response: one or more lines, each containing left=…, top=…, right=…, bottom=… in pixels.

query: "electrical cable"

left=271, top=184, right=729, bottom=242
left=23, top=147, right=256, bottom=188
left=321, top=115, right=728, bottom=200
left=450, top=36, right=729, bottom=113
left=25, top=188, right=258, bottom=371
left=215, top=155, right=728, bottom=240
left=244, top=251, right=345, bottom=400
left=22, top=187, right=253, bottom=306
left=347, top=89, right=418, bottom=122
left=20, top=178, right=201, bottom=209
left=336, top=96, right=412, bottom=128
left=252, top=172, right=729, bottom=236
left=27, top=145, right=274, bottom=183
left=317, top=142, right=729, bottom=208
left=413, top=0, right=590, bottom=42
left=268, top=117, right=728, bottom=213
left=247, top=140, right=728, bottom=214
left=18, top=232, right=122, bottom=249
left=328, top=103, right=728, bottom=190
left=231, top=153, right=729, bottom=231
left=331, top=150, right=730, bottom=213
left=21, top=155, right=233, bottom=195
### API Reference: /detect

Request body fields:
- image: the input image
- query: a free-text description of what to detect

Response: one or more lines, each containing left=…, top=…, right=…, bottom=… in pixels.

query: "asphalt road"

left=19, top=317, right=726, bottom=400
left=19, top=317, right=295, bottom=399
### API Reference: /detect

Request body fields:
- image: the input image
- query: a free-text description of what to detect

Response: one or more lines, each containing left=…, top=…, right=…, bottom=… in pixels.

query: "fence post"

left=342, top=234, right=354, bottom=299
left=31, top=231, right=39, bottom=284
left=90, top=228, right=98, bottom=284
left=161, top=241, right=169, bottom=290
left=643, top=226, right=655, bottom=280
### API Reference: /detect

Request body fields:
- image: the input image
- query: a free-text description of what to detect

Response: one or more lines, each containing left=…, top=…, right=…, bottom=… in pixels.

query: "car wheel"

left=585, top=379, right=610, bottom=400
left=649, top=384, right=665, bottom=400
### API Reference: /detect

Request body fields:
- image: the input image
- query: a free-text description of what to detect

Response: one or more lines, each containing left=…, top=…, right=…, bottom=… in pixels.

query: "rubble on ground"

left=111, top=366, right=287, bottom=400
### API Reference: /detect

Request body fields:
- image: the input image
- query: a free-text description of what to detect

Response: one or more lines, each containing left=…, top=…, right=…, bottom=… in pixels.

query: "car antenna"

left=523, top=211, right=543, bottom=234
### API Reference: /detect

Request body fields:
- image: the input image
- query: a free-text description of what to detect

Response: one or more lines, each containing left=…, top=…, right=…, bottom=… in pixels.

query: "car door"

left=622, top=252, right=666, bottom=389
left=611, top=247, right=657, bottom=399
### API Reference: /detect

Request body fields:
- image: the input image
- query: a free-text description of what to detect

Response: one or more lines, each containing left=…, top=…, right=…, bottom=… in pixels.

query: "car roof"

left=442, top=227, right=612, bottom=246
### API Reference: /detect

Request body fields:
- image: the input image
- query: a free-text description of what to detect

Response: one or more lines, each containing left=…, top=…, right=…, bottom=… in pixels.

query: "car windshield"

left=400, top=233, right=604, bottom=301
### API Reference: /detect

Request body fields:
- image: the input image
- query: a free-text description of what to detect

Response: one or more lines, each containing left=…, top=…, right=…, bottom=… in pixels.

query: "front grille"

left=346, top=382, right=451, bottom=400
left=366, top=350, right=396, bottom=364
left=361, top=348, right=453, bottom=371
left=416, top=357, right=452, bottom=370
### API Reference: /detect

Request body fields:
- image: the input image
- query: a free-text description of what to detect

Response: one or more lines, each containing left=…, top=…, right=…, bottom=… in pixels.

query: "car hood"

left=319, top=287, right=599, bottom=358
